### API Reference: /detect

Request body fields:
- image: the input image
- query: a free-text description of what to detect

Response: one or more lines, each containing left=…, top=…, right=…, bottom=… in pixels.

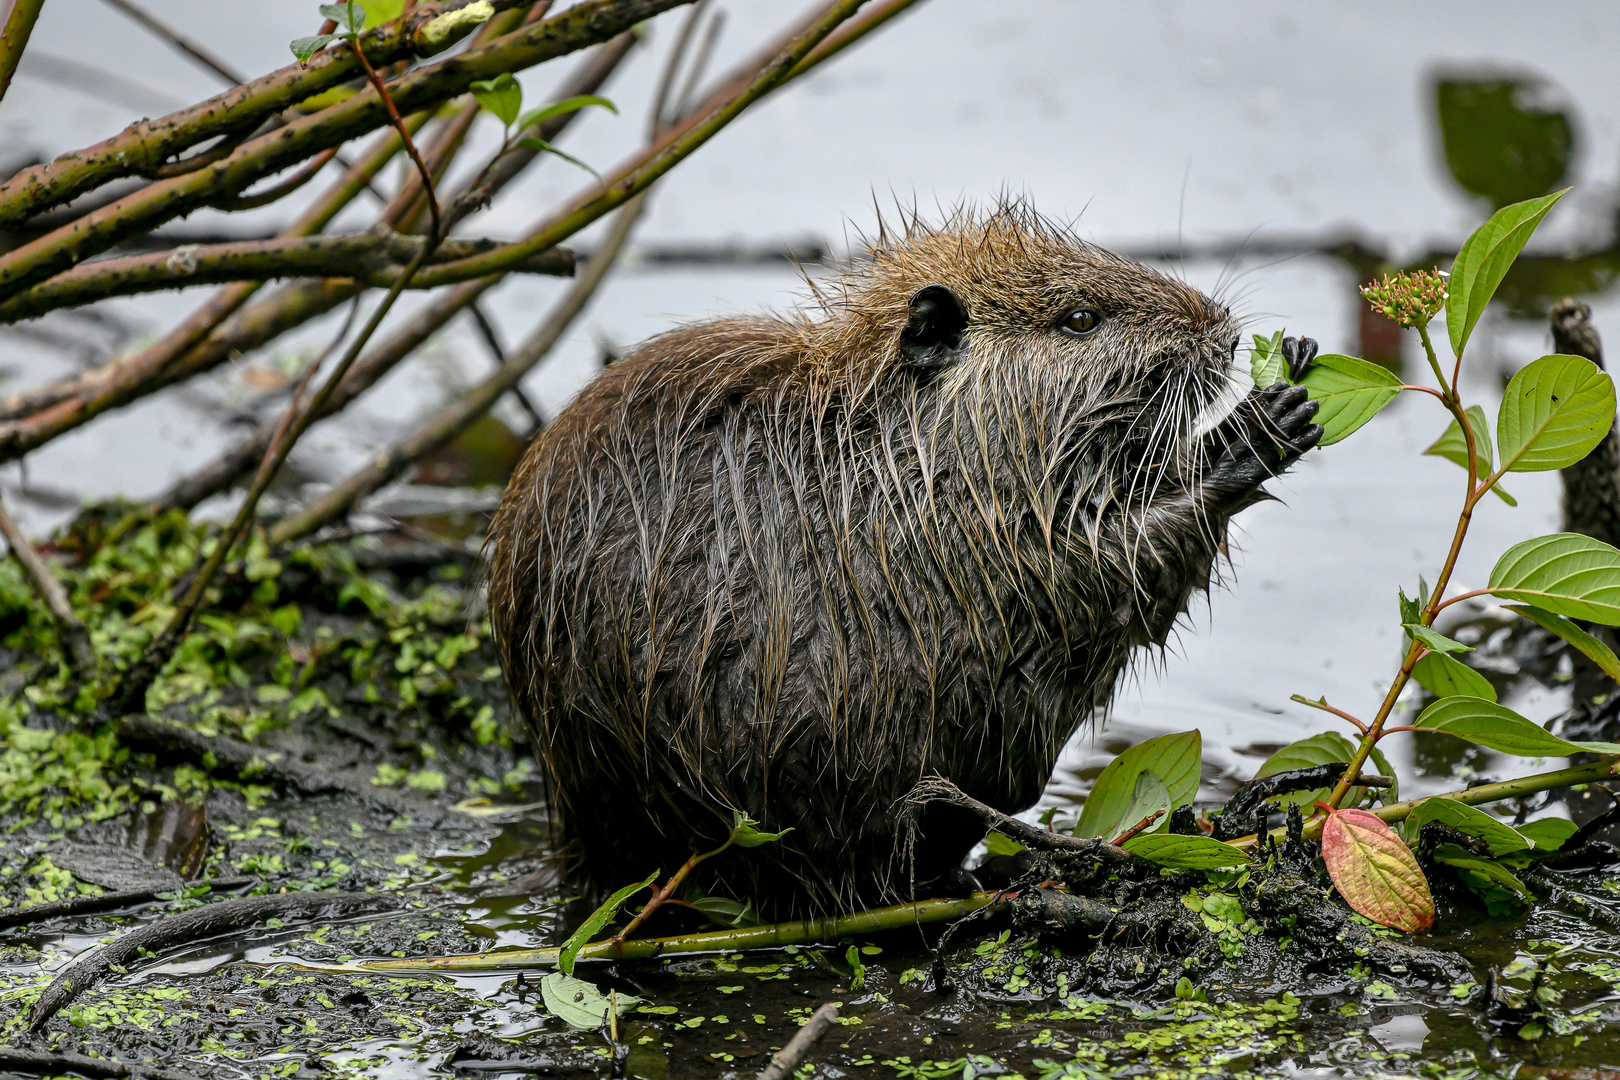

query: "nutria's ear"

left=901, top=284, right=968, bottom=367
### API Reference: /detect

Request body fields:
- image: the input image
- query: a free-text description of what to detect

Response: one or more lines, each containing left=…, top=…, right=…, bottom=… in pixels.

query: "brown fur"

left=487, top=204, right=1287, bottom=915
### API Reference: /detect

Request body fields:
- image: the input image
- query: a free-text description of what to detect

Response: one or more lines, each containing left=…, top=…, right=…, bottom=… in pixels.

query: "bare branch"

left=0, top=0, right=532, bottom=228
left=96, top=0, right=248, bottom=87
left=0, top=228, right=574, bottom=324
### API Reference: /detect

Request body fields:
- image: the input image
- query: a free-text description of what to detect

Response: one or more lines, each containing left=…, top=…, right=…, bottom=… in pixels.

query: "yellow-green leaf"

left=1298, top=353, right=1402, bottom=445
left=1496, top=354, right=1615, bottom=472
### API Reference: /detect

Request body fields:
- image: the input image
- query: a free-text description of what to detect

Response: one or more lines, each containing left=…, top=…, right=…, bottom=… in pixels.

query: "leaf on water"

left=1496, top=354, right=1616, bottom=472
left=689, top=896, right=761, bottom=928
left=1447, top=189, right=1568, bottom=360
left=1407, top=797, right=1531, bottom=856
left=1489, top=532, right=1620, bottom=626
left=1074, top=730, right=1202, bottom=840
left=1320, top=807, right=1435, bottom=932
left=1297, top=354, right=1402, bottom=445
left=1405, top=623, right=1471, bottom=654
left=1506, top=603, right=1620, bottom=682
left=540, top=972, right=641, bottom=1030
left=558, top=871, right=658, bottom=975
left=1412, top=695, right=1620, bottom=757
left=1411, top=651, right=1497, bottom=702
left=1424, top=405, right=1517, bottom=505
left=730, top=812, right=792, bottom=848
left=1431, top=846, right=1535, bottom=914
left=516, top=94, right=619, bottom=132
left=1249, top=329, right=1288, bottom=388
left=1259, top=731, right=1397, bottom=808
left=470, top=72, right=523, bottom=128
left=1121, top=834, right=1250, bottom=869
left=1515, top=817, right=1580, bottom=851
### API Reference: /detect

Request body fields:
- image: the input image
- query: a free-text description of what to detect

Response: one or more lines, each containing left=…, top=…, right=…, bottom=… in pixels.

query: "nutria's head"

left=800, top=204, right=1244, bottom=514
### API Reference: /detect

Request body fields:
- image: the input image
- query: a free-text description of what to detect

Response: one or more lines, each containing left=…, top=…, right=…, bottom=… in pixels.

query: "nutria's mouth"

left=1189, top=353, right=1253, bottom=439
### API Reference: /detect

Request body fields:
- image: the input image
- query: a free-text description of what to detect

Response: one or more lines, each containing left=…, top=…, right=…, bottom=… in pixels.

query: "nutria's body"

left=487, top=207, right=1321, bottom=915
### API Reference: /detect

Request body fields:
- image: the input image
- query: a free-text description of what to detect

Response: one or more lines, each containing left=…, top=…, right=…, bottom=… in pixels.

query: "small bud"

left=1360, top=268, right=1447, bottom=330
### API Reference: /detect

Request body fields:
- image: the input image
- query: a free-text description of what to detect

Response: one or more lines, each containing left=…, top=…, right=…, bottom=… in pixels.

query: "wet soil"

left=2, top=511, right=1620, bottom=1079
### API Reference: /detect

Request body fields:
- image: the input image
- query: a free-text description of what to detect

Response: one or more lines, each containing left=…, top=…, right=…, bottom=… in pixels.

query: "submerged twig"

left=0, top=1046, right=201, bottom=1080
left=758, top=1002, right=840, bottom=1080
left=346, top=893, right=999, bottom=973
left=0, top=492, right=94, bottom=674
left=28, top=891, right=405, bottom=1030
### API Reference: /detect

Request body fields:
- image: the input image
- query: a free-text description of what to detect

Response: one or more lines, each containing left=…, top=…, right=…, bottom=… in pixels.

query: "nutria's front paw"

left=1204, top=379, right=1322, bottom=502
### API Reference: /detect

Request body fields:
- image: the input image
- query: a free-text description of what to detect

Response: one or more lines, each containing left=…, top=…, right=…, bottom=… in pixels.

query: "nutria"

left=486, top=205, right=1322, bottom=916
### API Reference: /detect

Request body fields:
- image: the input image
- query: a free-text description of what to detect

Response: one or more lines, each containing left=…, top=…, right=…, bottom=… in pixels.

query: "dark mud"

left=1, top=510, right=1619, bottom=1078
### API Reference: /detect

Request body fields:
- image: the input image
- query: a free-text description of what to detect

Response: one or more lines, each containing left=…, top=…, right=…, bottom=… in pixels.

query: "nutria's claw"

left=1203, top=381, right=1321, bottom=499
left=1282, top=335, right=1319, bottom=381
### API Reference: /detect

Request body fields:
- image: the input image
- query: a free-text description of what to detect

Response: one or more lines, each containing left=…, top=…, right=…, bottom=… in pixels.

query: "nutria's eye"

left=1059, top=308, right=1102, bottom=337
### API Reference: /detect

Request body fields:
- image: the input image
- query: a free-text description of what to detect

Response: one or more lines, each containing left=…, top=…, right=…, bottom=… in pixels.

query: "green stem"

left=347, top=893, right=998, bottom=973
left=0, top=0, right=45, bottom=106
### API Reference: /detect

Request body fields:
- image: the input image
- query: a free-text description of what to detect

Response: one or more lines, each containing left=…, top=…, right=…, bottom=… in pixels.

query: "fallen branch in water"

left=759, top=1002, right=840, bottom=1080
left=342, top=892, right=998, bottom=973
left=114, top=714, right=451, bottom=824
left=0, top=1046, right=201, bottom=1080
left=0, top=874, right=255, bottom=931
left=904, top=775, right=1141, bottom=868
left=28, top=890, right=405, bottom=1030
left=0, top=492, right=94, bottom=674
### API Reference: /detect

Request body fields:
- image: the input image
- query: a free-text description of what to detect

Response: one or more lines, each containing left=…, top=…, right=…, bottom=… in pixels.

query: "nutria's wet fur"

left=487, top=205, right=1320, bottom=915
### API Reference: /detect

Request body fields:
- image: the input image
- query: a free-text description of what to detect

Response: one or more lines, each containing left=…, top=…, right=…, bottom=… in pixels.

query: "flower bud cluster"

left=1360, top=269, right=1447, bottom=329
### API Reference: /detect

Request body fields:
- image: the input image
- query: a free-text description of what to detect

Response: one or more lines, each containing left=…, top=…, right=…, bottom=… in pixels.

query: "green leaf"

left=1411, top=652, right=1497, bottom=701
left=319, top=2, right=365, bottom=32
left=1398, top=587, right=1422, bottom=627
left=1489, top=532, right=1620, bottom=625
left=1258, top=731, right=1396, bottom=808
left=1122, top=834, right=1250, bottom=869
left=513, top=137, right=602, bottom=180
left=1110, top=770, right=1172, bottom=841
left=470, top=72, right=523, bottom=128
left=1496, top=354, right=1616, bottom=472
left=1515, top=817, right=1580, bottom=851
left=983, top=831, right=1026, bottom=858
left=1249, top=329, right=1288, bottom=388
left=1074, top=730, right=1201, bottom=840
left=558, top=871, right=657, bottom=975
left=1297, top=353, right=1403, bottom=445
left=1321, top=808, right=1435, bottom=932
left=730, top=812, right=792, bottom=848
left=1405, top=623, right=1471, bottom=655
left=1425, top=404, right=1517, bottom=505
left=1408, top=797, right=1530, bottom=856
left=290, top=34, right=344, bottom=63
left=516, top=94, right=619, bottom=132
left=688, top=896, right=761, bottom=928
left=1506, top=603, right=1620, bottom=682
left=1431, top=846, right=1535, bottom=914
left=1412, top=695, right=1620, bottom=757
left=540, top=972, right=642, bottom=1029
left=1447, top=189, right=1568, bottom=360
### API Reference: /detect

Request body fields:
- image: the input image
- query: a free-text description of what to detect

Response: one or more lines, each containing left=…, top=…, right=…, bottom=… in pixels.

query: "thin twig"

left=350, top=36, right=441, bottom=239
left=268, top=189, right=648, bottom=542
left=155, top=36, right=638, bottom=511
left=96, top=0, right=248, bottom=86
left=209, top=148, right=339, bottom=211
left=759, top=1003, right=840, bottom=1080
left=0, top=0, right=46, bottom=105
left=0, top=491, right=94, bottom=674
left=467, top=302, right=545, bottom=428
left=1110, top=809, right=1165, bottom=845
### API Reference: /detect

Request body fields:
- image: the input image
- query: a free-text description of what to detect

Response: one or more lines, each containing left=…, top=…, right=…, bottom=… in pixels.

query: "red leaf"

left=1320, top=807, right=1435, bottom=932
